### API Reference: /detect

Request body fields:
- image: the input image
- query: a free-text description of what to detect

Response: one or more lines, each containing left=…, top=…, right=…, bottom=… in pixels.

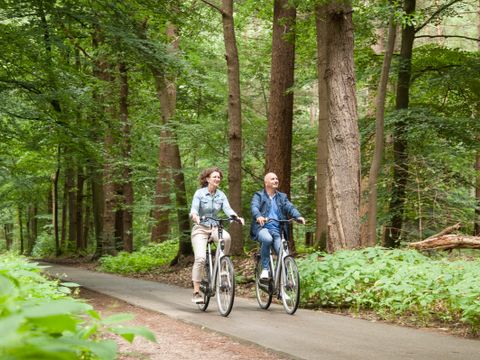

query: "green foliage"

left=99, top=239, right=178, bottom=274
left=0, top=253, right=156, bottom=359
left=298, top=248, right=480, bottom=332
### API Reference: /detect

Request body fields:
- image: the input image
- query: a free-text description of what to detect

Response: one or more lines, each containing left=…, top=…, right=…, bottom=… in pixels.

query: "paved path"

left=44, top=264, right=480, bottom=360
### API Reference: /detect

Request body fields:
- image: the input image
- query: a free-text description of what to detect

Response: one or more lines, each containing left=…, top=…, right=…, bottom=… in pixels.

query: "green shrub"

left=31, top=228, right=57, bottom=258
left=99, top=240, right=178, bottom=274
left=0, top=253, right=155, bottom=359
left=298, top=247, right=480, bottom=332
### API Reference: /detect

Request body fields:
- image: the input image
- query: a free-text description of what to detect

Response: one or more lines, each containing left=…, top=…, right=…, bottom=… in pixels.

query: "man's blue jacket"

left=250, top=189, right=301, bottom=241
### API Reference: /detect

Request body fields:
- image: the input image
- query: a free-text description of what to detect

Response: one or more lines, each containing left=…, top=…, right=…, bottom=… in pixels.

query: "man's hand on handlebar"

left=296, top=217, right=306, bottom=225
left=256, top=216, right=267, bottom=226
left=257, top=216, right=305, bottom=226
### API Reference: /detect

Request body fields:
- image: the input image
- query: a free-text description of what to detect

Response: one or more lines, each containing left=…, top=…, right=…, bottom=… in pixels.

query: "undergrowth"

left=298, top=247, right=480, bottom=334
left=0, top=253, right=155, bottom=359
left=99, top=240, right=178, bottom=274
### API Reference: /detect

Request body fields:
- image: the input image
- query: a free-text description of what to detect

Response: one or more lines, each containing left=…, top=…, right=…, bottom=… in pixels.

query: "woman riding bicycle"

left=190, top=167, right=244, bottom=304
left=250, top=172, right=305, bottom=280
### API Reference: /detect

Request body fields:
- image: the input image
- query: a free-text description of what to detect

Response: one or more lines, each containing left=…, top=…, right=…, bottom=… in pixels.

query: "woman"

left=190, top=167, right=244, bottom=304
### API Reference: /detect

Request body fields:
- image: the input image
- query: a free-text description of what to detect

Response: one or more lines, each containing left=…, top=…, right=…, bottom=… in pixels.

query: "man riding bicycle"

left=250, top=172, right=305, bottom=280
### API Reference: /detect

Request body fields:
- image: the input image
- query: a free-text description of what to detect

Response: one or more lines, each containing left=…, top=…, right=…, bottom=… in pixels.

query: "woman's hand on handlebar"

left=230, top=214, right=245, bottom=225
left=191, top=213, right=200, bottom=225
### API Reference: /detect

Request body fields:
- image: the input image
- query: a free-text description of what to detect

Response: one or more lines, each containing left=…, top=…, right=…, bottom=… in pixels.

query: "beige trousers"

left=191, top=225, right=231, bottom=282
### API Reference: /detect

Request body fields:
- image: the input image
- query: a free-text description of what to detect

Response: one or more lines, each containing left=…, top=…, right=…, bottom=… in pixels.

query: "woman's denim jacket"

left=250, top=189, right=301, bottom=241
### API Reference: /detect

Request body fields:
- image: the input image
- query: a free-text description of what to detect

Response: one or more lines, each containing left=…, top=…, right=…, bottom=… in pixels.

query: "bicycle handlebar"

left=265, top=217, right=303, bottom=224
left=200, top=215, right=243, bottom=225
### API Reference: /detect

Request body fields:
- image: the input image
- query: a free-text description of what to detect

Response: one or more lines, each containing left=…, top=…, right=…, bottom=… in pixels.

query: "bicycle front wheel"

left=255, top=255, right=272, bottom=309
left=281, top=256, right=300, bottom=315
left=216, top=256, right=235, bottom=317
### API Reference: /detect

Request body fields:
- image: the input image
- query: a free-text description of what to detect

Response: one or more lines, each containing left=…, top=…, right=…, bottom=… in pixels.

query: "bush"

left=298, top=247, right=480, bottom=332
left=0, top=253, right=155, bottom=359
left=99, top=240, right=178, bottom=274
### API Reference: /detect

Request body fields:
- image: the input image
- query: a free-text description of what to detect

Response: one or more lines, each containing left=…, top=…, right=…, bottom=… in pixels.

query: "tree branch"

left=200, top=0, right=227, bottom=16
left=415, top=34, right=480, bottom=42
left=415, top=0, right=462, bottom=33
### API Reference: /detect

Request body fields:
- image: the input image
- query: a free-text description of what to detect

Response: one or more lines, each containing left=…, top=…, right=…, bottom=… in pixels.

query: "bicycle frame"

left=267, top=224, right=290, bottom=297
left=204, top=236, right=226, bottom=296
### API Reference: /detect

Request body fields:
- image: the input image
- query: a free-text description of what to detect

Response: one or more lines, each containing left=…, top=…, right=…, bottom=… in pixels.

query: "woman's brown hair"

left=199, top=167, right=223, bottom=187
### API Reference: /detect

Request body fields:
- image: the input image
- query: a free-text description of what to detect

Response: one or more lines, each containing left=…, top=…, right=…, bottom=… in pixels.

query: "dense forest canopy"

left=0, top=0, right=479, bottom=256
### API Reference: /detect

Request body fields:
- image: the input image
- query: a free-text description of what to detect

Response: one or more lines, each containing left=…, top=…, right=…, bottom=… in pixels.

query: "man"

left=250, top=172, right=305, bottom=279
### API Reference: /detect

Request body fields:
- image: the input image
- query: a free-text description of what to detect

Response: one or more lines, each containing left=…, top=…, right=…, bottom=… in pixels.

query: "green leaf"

left=110, top=326, right=157, bottom=343
left=29, top=314, right=79, bottom=333
left=0, top=315, right=23, bottom=345
left=23, top=299, right=91, bottom=318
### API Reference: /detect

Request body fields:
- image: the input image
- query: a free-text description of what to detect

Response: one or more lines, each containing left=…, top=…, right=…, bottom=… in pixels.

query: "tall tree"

left=384, top=0, right=416, bottom=248
left=475, top=0, right=480, bottom=236
left=202, top=0, right=244, bottom=254
left=315, top=4, right=328, bottom=251
left=367, top=14, right=397, bottom=246
left=222, top=0, right=243, bottom=255
left=324, top=1, right=361, bottom=251
left=265, top=0, right=296, bottom=198
left=119, top=61, right=134, bottom=252
left=150, top=22, right=176, bottom=243
left=146, top=21, right=193, bottom=258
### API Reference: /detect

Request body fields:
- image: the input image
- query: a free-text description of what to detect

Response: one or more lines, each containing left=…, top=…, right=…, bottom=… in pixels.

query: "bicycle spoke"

left=281, top=256, right=300, bottom=315
left=216, top=256, right=235, bottom=317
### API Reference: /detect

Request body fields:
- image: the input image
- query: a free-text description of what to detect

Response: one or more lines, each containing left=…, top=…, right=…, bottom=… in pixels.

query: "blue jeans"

left=258, top=228, right=281, bottom=270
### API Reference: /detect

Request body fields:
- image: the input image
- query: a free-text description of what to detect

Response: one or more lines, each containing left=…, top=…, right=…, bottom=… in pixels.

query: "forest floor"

left=44, top=254, right=478, bottom=359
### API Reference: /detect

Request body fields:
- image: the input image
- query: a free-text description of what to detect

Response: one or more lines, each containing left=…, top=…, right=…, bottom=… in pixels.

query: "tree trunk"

left=475, top=1, right=480, bottom=236
left=119, top=62, right=134, bottom=252
left=305, top=175, right=315, bottom=247
left=93, top=25, right=116, bottom=256
left=18, top=207, right=24, bottom=255
left=61, top=174, right=67, bottom=249
left=325, top=1, right=361, bottom=251
left=67, top=164, right=76, bottom=250
left=367, top=15, right=397, bottom=247
left=315, top=4, right=329, bottom=251
left=83, top=180, right=91, bottom=248
left=145, top=23, right=192, bottom=259
left=4, top=224, right=13, bottom=250
left=266, top=0, right=296, bottom=252
left=150, top=24, right=177, bottom=243
left=28, top=204, right=38, bottom=255
left=76, top=167, right=85, bottom=250
left=102, top=116, right=117, bottom=256
left=52, top=164, right=60, bottom=256
left=91, top=27, right=106, bottom=258
left=384, top=0, right=416, bottom=248
left=265, top=0, right=296, bottom=199
left=172, top=145, right=193, bottom=260
left=221, top=0, right=243, bottom=255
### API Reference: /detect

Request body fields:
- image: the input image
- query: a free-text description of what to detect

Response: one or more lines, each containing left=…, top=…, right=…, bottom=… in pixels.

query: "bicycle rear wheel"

left=255, top=255, right=272, bottom=309
left=280, top=256, right=300, bottom=315
left=198, top=262, right=211, bottom=311
left=216, top=256, right=235, bottom=317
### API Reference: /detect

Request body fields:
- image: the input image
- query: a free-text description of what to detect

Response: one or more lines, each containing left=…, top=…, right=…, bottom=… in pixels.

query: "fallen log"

left=409, top=234, right=480, bottom=250
left=424, top=222, right=461, bottom=240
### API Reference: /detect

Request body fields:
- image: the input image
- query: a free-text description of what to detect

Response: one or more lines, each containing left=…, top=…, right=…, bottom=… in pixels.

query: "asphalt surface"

left=44, top=263, right=480, bottom=360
